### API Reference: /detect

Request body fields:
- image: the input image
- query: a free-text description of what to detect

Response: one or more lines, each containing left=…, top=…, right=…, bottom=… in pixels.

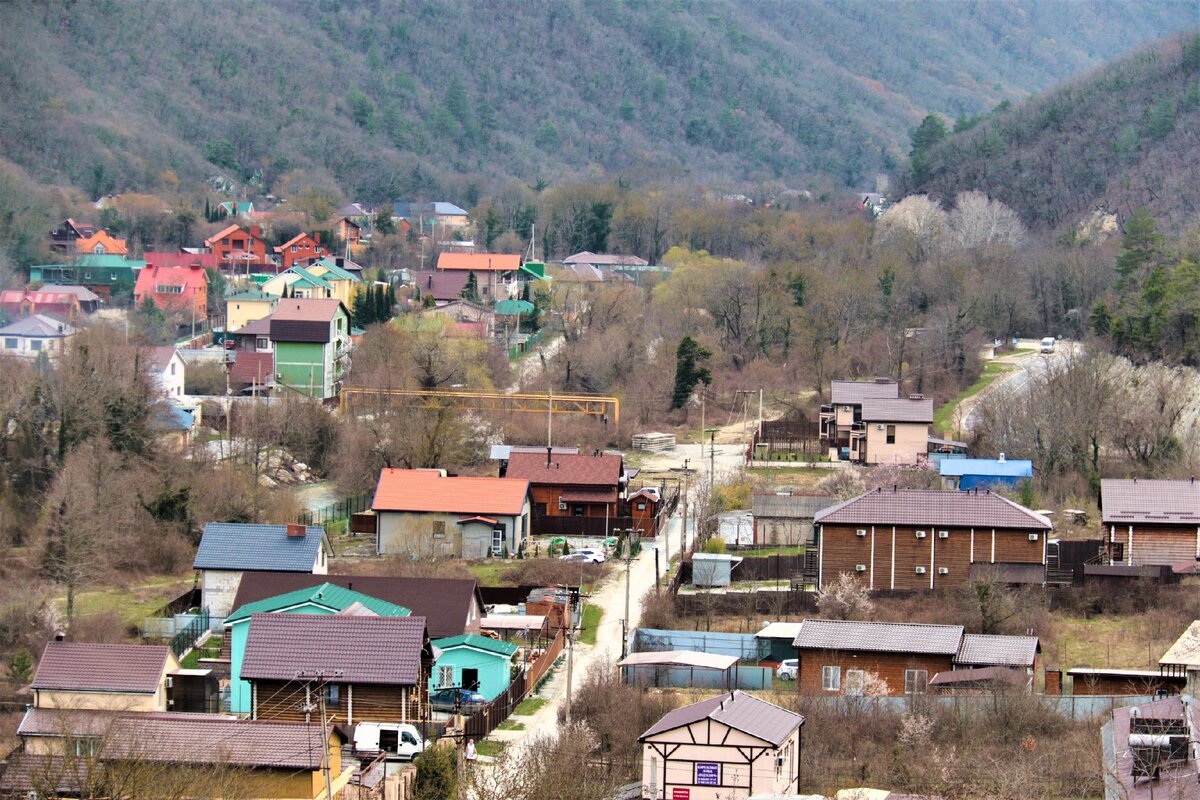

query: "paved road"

left=959, top=341, right=1079, bottom=434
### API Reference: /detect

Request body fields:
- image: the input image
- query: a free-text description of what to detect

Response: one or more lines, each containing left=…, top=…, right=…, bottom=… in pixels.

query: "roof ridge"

left=802, top=617, right=964, bottom=630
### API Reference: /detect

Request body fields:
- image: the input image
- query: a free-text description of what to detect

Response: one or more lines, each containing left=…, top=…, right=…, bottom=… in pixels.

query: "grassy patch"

left=476, top=740, right=507, bottom=758
left=465, top=561, right=513, bottom=586
left=180, top=636, right=224, bottom=669
left=58, top=576, right=194, bottom=631
left=745, top=467, right=831, bottom=486
left=495, top=720, right=525, bottom=731
left=933, top=361, right=1015, bottom=434
left=730, top=545, right=806, bottom=557
left=579, top=604, right=603, bottom=645
left=1044, top=613, right=1177, bottom=671
left=513, top=697, right=547, bottom=715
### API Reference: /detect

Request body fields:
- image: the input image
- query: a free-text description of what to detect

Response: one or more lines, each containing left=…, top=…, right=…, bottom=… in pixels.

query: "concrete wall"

left=202, top=569, right=244, bottom=618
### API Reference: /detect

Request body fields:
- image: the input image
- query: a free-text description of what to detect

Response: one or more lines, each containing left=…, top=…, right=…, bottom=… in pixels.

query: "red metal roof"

left=436, top=252, right=521, bottom=271
left=372, top=468, right=529, bottom=516
left=32, top=642, right=171, bottom=694
left=505, top=451, right=623, bottom=488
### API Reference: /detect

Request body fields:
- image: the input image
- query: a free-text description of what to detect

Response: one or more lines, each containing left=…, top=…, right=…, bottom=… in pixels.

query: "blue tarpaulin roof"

left=939, top=458, right=1033, bottom=478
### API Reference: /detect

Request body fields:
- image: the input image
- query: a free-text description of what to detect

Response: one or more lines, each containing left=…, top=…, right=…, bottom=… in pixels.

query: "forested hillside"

left=0, top=0, right=1193, bottom=205
left=908, top=31, right=1200, bottom=232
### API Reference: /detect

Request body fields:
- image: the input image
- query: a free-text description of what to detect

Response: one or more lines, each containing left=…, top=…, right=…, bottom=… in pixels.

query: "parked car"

left=1039, top=336, right=1056, bottom=354
left=776, top=659, right=799, bottom=680
left=353, top=722, right=428, bottom=760
left=560, top=548, right=606, bottom=564
left=430, top=687, right=487, bottom=713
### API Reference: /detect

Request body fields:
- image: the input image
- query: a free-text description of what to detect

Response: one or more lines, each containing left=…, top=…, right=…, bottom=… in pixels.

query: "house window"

left=170, top=363, right=176, bottom=375
left=845, top=669, right=865, bottom=696
left=4, top=338, right=15, bottom=349
left=156, top=284, right=184, bottom=294
left=438, top=666, right=454, bottom=688
left=886, top=425, right=896, bottom=444
left=74, top=737, right=100, bottom=757
left=492, top=527, right=505, bottom=555
left=904, top=669, right=928, bottom=695
left=432, top=520, right=446, bottom=538
left=93, top=244, right=104, bottom=254
left=222, top=238, right=230, bottom=245
left=637, top=503, right=646, bottom=511
left=256, top=337, right=269, bottom=350
left=821, top=665, right=841, bottom=691
left=30, top=340, right=41, bottom=351
left=291, top=245, right=298, bottom=252
left=324, top=683, right=341, bottom=706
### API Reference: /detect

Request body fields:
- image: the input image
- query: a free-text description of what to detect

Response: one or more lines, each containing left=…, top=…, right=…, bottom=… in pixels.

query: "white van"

left=1039, top=337, right=1055, bottom=354
left=353, top=723, right=429, bottom=760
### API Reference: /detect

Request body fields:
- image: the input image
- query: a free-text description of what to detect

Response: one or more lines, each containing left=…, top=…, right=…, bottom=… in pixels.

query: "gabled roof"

left=226, top=289, right=277, bottom=302
left=752, top=493, right=834, bottom=519
left=814, top=488, right=1051, bottom=530
left=830, top=379, right=899, bottom=405
left=505, top=451, right=623, bottom=488
left=205, top=224, right=264, bottom=247
left=562, top=251, right=649, bottom=267
left=0, top=314, right=76, bottom=338
left=147, top=346, right=181, bottom=372
left=413, top=269, right=470, bottom=299
left=373, top=468, right=529, bottom=516
left=306, top=258, right=361, bottom=282
left=432, top=633, right=518, bottom=657
left=939, top=458, right=1033, bottom=478
left=955, top=633, right=1039, bottom=667
left=192, top=522, right=326, bottom=572
left=113, top=714, right=338, bottom=769
left=134, top=263, right=209, bottom=297
left=275, top=232, right=322, bottom=253
left=793, top=619, right=965, bottom=655
left=436, top=252, right=521, bottom=272
left=32, top=642, right=172, bottom=693
left=1100, top=479, right=1200, bottom=524
left=75, top=231, right=128, bottom=255
left=241, top=612, right=427, bottom=685
left=1160, top=620, right=1200, bottom=668
left=639, top=690, right=803, bottom=746
left=271, top=297, right=345, bottom=323
left=234, top=315, right=274, bottom=336
left=860, top=396, right=933, bottom=423
left=225, top=582, right=411, bottom=624
left=231, top=572, right=483, bottom=638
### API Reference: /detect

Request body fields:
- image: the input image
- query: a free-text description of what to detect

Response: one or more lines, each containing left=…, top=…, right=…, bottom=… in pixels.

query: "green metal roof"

left=494, top=299, right=535, bottom=316
left=309, top=258, right=362, bottom=282
left=35, top=254, right=144, bottom=270
left=225, top=582, right=411, bottom=624
left=226, top=290, right=276, bottom=302
left=432, top=633, right=518, bottom=657
left=287, top=265, right=333, bottom=290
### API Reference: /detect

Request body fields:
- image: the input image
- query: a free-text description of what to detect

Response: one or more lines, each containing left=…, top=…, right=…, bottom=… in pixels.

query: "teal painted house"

left=224, top=582, right=410, bottom=713
left=430, top=634, right=518, bottom=701
left=30, top=254, right=145, bottom=300
left=268, top=298, right=351, bottom=399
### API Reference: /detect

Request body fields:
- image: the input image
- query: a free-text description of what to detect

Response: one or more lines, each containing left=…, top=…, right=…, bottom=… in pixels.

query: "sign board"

left=672, top=788, right=690, bottom=800
left=695, top=762, right=720, bottom=786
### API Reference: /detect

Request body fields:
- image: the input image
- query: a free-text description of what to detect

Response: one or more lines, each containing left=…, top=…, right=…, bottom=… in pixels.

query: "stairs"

left=1044, top=542, right=1074, bottom=586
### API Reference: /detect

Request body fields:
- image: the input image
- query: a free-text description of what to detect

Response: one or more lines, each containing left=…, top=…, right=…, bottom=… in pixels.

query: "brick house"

left=205, top=224, right=270, bottom=271
left=1101, top=479, right=1200, bottom=566
left=792, top=619, right=1038, bottom=697
left=814, top=488, right=1051, bottom=591
left=274, top=232, right=330, bottom=270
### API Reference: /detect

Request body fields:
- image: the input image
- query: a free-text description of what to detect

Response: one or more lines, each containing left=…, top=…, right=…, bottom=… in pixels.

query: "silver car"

left=776, top=659, right=798, bottom=680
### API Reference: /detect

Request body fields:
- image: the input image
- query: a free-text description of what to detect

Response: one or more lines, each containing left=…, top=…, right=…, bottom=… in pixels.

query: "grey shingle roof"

left=241, top=613, right=427, bottom=685
left=830, top=379, right=899, bottom=405
left=32, top=642, right=171, bottom=693
left=1100, top=479, right=1200, bottom=524
left=752, top=493, right=834, bottom=519
left=955, top=633, right=1039, bottom=667
left=814, top=488, right=1051, bottom=530
left=860, top=396, right=934, bottom=423
left=793, top=619, right=965, bottom=655
left=192, top=522, right=326, bottom=572
left=640, top=690, right=803, bottom=746
left=0, top=314, right=76, bottom=337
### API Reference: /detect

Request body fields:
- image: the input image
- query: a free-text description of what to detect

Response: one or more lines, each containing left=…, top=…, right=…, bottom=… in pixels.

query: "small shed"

left=691, top=553, right=743, bottom=588
left=618, top=650, right=741, bottom=689
left=168, top=668, right=219, bottom=713
left=718, top=511, right=754, bottom=546
left=939, top=456, right=1033, bottom=490
left=756, top=622, right=803, bottom=663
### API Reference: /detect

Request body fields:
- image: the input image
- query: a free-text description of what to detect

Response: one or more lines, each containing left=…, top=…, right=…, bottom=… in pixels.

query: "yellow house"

left=31, top=641, right=179, bottom=712
left=226, top=290, right=278, bottom=332
left=260, top=259, right=362, bottom=307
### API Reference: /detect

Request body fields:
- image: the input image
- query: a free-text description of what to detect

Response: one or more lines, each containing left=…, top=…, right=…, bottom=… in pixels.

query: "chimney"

left=547, top=446, right=552, bottom=467
left=314, top=232, right=320, bottom=245
left=250, top=225, right=262, bottom=238
left=998, top=452, right=1006, bottom=463
left=286, top=523, right=306, bottom=538
left=54, top=631, right=65, bottom=642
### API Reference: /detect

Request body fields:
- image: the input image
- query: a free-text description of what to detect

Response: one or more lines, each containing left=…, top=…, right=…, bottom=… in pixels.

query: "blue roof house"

left=193, top=522, right=330, bottom=619
left=939, top=456, right=1034, bottom=491
left=430, top=634, right=518, bottom=701
left=224, top=582, right=410, bottom=713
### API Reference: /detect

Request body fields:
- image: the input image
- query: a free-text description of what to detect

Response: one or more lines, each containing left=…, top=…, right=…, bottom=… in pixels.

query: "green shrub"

left=412, top=743, right=457, bottom=800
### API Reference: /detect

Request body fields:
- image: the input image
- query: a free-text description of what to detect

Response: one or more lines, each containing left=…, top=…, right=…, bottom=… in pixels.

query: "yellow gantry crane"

left=339, top=387, right=620, bottom=432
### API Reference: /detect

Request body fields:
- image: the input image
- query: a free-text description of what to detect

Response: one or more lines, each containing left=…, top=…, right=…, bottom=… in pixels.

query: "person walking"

left=465, top=738, right=477, bottom=763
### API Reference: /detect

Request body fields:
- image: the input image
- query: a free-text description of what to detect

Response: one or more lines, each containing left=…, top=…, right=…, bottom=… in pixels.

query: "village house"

left=147, top=346, right=186, bottom=400
left=640, top=690, right=804, bottom=800
left=269, top=298, right=351, bottom=399
left=372, top=468, right=532, bottom=558
left=225, top=289, right=278, bottom=332
left=411, top=269, right=470, bottom=303
left=48, top=219, right=98, bottom=252
left=150, top=406, right=197, bottom=451
left=333, top=216, right=363, bottom=249
left=0, top=711, right=348, bottom=800
left=31, top=641, right=179, bottom=712
left=819, top=378, right=901, bottom=459
left=429, top=634, right=518, bottom=701
left=751, top=492, right=833, bottom=546
left=204, top=224, right=270, bottom=271
left=260, top=258, right=361, bottom=306
left=0, top=315, right=76, bottom=359
left=393, top=201, right=470, bottom=234
left=421, top=298, right=496, bottom=338
left=223, top=582, right=412, bottom=714
left=132, top=260, right=209, bottom=321
left=29, top=254, right=144, bottom=299
left=851, top=395, right=934, bottom=465
left=502, top=450, right=625, bottom=533
left=435, top=252, right=522, bottom=300
left=814, top=487, right=1051, bottom=591
left=274, top=232, right=330, bottom=270
left=192, top=522, right=330, bottom=618
left=241, top=613, right=432, bottom=725
left=791, top=619, right=1039, bottom=697
left=0, top=286, right=99, bottom=320
left=74, top=230, right=128, bottom=256
left=1101, top=478, right=1200, bottom=567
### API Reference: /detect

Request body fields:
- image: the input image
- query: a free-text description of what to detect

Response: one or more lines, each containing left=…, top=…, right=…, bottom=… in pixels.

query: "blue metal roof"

left=193, top=522, right=326, bottom=572
left=939, top=458, right=1033, bottom=478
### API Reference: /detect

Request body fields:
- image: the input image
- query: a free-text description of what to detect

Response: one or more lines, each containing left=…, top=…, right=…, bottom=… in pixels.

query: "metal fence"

left=621, top=664, right=773, bottom=690
left=798, top=693, right=1158, bottom=722
left=298, top=494, right=370, bottom=527
left=169, top=609, right=210, bottom=658
left=508, top=329, right=545, bottom=359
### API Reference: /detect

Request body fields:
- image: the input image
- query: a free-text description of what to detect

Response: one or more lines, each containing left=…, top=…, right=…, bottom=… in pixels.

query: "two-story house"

left=49, top=219, right=98, bottom=252
left=502, top=451, right=625, bottom=533
left=132, top=261, right=209, bottom=321
left=1101, top=478, right=1200, bottom=566
left=30, top=641, right=180, bottom=712
left=268, top=298, right=351, bottom=399
left=29, top=255, right=144, bottom=299
left=274, top=232, right=330, bottom=270
left=0, top=287, right=99, bottom=320
left=204, top=224, right=270, bottom=271
left=192, top=522, right=330, bottom=618
left=435, top=252, right=522, bottom=301
left=815, top=487, right=1051, bottom=591
left=819, top=379, right=903, bottom=460
left=0, top=315, right=77, bottom=359
left=260, top=258, right=361, bottom=307
left=225, top=290, right=278, bottom=333
left=147, top=346, right=186, bottom=400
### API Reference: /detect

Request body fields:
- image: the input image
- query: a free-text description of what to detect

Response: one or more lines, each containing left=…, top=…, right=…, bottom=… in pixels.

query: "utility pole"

left=562, top=583, right=575, bottom=723
left=621, top=528, right=637, bottom=659
left=547, top=386, right=553, bottom=447
left=298, top=669, right=342, bottom=800
left=681, top=459, right=690, bottom=560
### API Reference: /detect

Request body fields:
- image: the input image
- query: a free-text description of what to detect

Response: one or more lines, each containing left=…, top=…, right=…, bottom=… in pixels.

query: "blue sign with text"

left=696, top=762, right=720, bottom=786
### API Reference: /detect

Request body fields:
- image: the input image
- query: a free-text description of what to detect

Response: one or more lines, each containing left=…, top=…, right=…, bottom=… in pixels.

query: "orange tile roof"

left=436, top=252, right=522, bottom=272
left=274, top=232, right=316, bottom=252
left=74, top=231, right=128, bottom=255
left=372, top=469, right=529, bottom=515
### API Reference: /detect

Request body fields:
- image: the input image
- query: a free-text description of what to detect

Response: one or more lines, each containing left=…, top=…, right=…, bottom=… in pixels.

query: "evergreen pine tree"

left=671, top=336, right=713, bottom=410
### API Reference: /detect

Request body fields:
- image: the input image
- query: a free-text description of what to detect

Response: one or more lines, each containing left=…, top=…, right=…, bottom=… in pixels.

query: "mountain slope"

left=908, top=31, right=1200, bottom=232
left=0, top=0, right=1195, bottom=203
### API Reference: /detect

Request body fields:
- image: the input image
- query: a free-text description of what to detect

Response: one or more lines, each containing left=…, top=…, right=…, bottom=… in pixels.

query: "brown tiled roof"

left=814, top=488, right=1051, bottom=530
left=830, top=379, right=899, bottom=405
left=505, top=451, right=622, bottom=488
left=0, top=754, right=88, bottom=794
left=241, top=613, right=427, bottom=685
left=860, top=396, right=934, bottom=423
left=271, top=298, right=344, bottom=323
left=32, top=642, right=171, bottom=694
left=105, top=714, right=336, bottom=769
left=235, top=314, right=273, bottom=335
left=373, top=468, right=529, bottom=515
left=413, top=270, right=470, bottom=299
left=793, top=619, right=964, bottom=655
left=560, top=489, right=618, bottom=503
left=752, top=493, right=835, bottom=519
left=231, top=572, right=482, bottom=638
left=640, top=690, right=802, bottom=746
left=1100, top=478, right=1200, bottom=524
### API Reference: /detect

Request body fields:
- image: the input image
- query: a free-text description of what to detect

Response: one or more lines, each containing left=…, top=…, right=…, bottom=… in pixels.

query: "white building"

left=0, top=314, right=76, bottom=359
left=148, top=345, right=187, bottom=400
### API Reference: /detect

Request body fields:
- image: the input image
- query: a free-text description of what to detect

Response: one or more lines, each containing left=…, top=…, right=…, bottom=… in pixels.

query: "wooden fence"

left=462, top=630, right=565, bottom=740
